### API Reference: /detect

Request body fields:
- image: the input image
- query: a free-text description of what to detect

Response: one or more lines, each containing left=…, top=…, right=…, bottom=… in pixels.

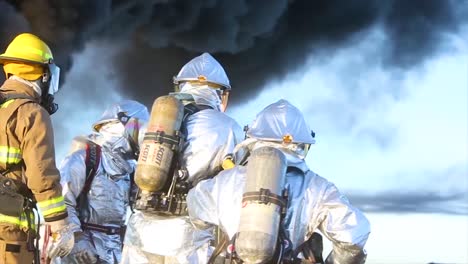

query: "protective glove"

left=325, top=246, right=367, bottom=264
left=47, top=218, right=75, bottom=258
left=68, top=232, right=99, bottom=264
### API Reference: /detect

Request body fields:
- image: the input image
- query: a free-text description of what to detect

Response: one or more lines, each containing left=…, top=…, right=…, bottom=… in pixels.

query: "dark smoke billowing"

left=0, top=0, right=465, bottom=106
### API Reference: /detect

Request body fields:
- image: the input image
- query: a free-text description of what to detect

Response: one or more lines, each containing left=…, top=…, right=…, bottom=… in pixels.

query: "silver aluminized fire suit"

left=187, top=99, right=371, bottom=264
left=59, top=100, right=149, bottom=264
left=121, top=53, right=243, bottom=264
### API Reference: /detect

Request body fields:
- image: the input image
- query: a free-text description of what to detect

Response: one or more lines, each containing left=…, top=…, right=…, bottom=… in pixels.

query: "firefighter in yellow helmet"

left=0, top=33, right=74, bottom=263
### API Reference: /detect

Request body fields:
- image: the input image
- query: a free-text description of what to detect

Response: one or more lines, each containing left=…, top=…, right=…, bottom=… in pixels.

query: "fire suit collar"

left=0, top=77, right=41, bottom=102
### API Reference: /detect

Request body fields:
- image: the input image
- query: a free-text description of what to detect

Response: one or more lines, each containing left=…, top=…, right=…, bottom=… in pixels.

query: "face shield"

left=300, top=143, right=311, bottom=158
left=176, top=79, right=230, bottom=112
left=215, top=88, right=229, bottom=112
left=281, top=134, right=312, bottom=159
left=176, top=81, right=229, bottom=112
left=47, top=63, right=60, bottom=95
left=285, top=142, right=311, bottom=159
left=37, top=61, right=60, bottom=115
left=117, top=111, right=148, bottom=153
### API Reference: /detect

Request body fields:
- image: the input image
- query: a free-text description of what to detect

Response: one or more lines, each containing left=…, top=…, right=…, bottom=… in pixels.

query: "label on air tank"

left=139, top=142, right=173, bottom=167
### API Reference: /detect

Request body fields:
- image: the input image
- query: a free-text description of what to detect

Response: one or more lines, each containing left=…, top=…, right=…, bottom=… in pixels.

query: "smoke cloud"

left=0, top=0, right=465, bottom=106
left=348, top=192, right=468, bottom=215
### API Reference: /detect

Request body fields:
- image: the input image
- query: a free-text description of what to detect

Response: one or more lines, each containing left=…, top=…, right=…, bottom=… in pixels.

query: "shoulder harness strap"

left=241, top=188, right=287, bottom=208
left=180, top=103, right=213, bottom=139
left=207, top=230, right=230, bottom=264
left=76, top=141, right=102, bottom=212
left=183, top=103, right=212, bottom=120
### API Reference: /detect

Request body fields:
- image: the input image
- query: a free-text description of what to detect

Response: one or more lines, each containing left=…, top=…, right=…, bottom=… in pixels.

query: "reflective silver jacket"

left=59, top=133, right=134, bottom=264
left=187, top=160, right=371, bottom=264
left=122, top=109, right=243, bottom=263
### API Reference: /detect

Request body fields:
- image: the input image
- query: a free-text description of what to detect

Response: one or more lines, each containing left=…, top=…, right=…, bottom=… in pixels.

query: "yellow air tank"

left=236, top=146, right=287, bottom=263
left=135, top=95, right=184, bottom=192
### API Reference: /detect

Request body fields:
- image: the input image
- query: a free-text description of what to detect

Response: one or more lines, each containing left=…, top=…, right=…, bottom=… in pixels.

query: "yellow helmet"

left=0, top=33, right=61, bottom=97
left=0, top=33, right=53, bottom=65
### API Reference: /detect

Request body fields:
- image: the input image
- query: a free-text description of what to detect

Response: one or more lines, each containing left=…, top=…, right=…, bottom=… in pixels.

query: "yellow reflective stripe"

left=0, top=146, right=21, bottom=154
left=0, top=156, right=21, bottom=164
left=37, top=196, right=66, bottom=216
left=0, top=146, right=22, bottom=164
left=23, top=46, right=52, bottom=61
left=0, top=99, right=15, bottom=108
left=41, top=204, right=67, bottom=217
left=37, top=196, right=64, bottom=208
left=0, top=212, right=36, bottom=231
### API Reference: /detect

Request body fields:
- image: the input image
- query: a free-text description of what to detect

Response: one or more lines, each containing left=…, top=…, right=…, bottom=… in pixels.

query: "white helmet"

left=247, top=99, right=315, bottom=154
left=93, top=100, right=149, bottom=154
left=173, top=52, right=231, bottom=112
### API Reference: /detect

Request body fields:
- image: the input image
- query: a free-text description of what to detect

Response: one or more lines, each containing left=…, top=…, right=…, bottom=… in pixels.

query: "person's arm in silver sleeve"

left=59, top=149, right=100, bottom=263
left=58, top=150, right=88, bottom=234
left=187, top=176, right=220, bottom=229
left=315, top=181, right=371, bottom=264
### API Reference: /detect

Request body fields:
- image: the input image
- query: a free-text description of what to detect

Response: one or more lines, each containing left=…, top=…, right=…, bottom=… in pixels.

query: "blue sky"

left=52, top=25, right=467, bottom=263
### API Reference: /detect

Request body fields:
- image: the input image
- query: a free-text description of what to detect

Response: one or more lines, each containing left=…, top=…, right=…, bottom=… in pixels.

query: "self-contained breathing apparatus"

left=133, top=95, right=204, bottom=215
left=208, top=146, right=324, bottom=264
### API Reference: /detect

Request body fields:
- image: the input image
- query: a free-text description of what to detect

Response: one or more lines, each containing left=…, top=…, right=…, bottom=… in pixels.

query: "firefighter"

left=121, top=53, right=244, bottom=263
left=187, top=99, right=371, bottom=264
left=59, top=100, right=149, bottom=264
left=0, top=33, right=74, bottom=263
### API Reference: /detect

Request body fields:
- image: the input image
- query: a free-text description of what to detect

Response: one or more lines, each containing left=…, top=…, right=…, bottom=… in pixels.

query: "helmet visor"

left=301, top=143, right=311, bottom=158
left=219, top=89, right=229, bottom=112
left=48, top=63, right=60, bottom=95
left=121, top=114, right=147, bottom=152
left=283, top=142, right=311, bottom=160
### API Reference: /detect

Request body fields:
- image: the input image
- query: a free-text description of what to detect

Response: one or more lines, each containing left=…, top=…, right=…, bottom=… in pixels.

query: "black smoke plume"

left=0, top=0, right=465, bottom=105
